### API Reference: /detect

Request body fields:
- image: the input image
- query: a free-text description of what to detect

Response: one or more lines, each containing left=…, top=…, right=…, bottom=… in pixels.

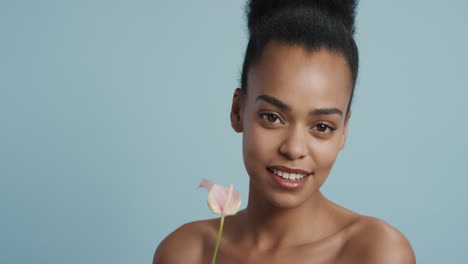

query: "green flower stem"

left=211, top=215, right=225, bottom=264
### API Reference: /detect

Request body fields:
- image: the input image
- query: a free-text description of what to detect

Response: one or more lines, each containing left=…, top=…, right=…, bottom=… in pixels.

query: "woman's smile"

left=267, top=167, right=311, bottom=190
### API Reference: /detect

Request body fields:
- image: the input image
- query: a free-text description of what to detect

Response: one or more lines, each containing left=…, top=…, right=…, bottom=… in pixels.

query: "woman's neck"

left=237, top=182, right=332, bottom=251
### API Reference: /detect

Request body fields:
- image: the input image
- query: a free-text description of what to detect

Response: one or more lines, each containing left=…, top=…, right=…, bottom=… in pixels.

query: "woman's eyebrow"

left=255, top=94, right=343, bottom=116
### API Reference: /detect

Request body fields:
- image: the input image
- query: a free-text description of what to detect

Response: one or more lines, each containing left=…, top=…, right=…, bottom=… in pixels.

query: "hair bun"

left=246, top=0, right=358, bottom=35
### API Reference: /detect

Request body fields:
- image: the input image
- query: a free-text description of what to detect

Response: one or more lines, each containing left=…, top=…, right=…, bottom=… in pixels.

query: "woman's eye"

left=259, top=113, right=282, bottom=124
left=314, top=123, right=336, bottom=135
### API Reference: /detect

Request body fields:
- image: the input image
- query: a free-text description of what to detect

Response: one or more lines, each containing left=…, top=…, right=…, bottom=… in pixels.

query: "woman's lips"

left=267, top=168, right=310, bottom=190
left=268, top=165, right=312, bottom=175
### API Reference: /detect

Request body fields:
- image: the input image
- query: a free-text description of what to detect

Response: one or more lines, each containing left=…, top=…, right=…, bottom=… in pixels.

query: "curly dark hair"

left=241, top=0, right=359, bottom=115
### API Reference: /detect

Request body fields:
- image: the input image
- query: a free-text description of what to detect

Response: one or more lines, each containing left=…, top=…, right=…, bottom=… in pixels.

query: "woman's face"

left=231, top=41, right=353, bottom=209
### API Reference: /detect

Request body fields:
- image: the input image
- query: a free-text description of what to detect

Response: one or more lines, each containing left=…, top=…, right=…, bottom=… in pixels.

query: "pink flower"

left=199, top=178, right=241, bottom=216
left=199, top=179, right=242, bottom=264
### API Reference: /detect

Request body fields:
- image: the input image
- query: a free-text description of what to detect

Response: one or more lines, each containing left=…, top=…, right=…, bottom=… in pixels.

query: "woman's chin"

left=266, top=191, right=315, bottom=210
left=251, top=185, right=318, bottom=210
left=248, top=175, right=321, bottom=210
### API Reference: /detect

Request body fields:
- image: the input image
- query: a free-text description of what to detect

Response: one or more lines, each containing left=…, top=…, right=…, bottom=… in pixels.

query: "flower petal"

left=207, top=183, right=228, bottom=215
left=199, top=178, right=214, bottom=191
left=199, top=179, right=242, bottom=216
left=223, top=187, right=241, bottom=216
left=221, top=184, right=234, bottom=216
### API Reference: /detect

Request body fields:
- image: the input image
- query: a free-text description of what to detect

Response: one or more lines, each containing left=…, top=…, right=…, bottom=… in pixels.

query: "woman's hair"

left=240, top=0, right=359, bottom=115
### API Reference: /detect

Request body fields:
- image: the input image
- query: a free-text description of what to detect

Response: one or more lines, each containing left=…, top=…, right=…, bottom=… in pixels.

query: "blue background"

left=1, top=0, right=467, bottom=263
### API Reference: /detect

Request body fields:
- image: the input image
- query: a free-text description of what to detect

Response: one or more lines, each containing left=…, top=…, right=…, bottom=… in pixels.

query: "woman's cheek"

left=312, top=139, right=342, bottom=184
left=246, top=123, right=273, bottom=158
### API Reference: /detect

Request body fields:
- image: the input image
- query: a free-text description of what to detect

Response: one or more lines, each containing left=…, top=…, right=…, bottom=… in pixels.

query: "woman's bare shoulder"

left=343, top=215, right=416, bottom=264
left=153, top=218, right=218, bottom=264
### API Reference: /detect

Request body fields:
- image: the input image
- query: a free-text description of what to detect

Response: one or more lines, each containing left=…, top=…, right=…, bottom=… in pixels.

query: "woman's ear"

left=339, top=109, right=351, bottom=150
left=230, top=88, right=245, bottom=133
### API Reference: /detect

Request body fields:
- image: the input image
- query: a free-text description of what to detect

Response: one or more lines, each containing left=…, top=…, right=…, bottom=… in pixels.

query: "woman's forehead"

left=247, top=42, right=352, bottom=111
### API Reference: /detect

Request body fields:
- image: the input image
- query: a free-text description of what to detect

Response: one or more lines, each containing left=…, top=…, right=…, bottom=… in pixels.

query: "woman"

left=154, top=0, right=415, bottom=263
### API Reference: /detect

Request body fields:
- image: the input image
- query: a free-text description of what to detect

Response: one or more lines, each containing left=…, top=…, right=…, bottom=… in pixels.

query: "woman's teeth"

left=270, top=168, right=307, bottom=181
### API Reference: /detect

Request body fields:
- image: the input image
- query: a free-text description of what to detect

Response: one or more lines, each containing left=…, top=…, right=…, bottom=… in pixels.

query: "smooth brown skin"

left=154, top=42, right=416, bottom=264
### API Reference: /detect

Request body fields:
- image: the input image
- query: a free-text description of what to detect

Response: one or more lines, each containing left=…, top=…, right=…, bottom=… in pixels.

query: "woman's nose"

left=279, top=125, right=308, bottom=160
